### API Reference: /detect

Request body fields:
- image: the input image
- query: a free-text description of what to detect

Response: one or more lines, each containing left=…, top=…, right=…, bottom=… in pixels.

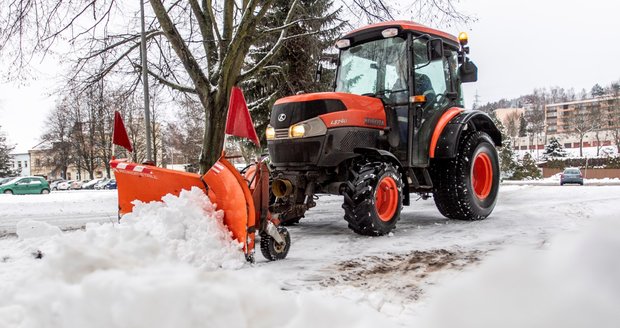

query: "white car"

left=82, top=178, right=104, bottom=189
left=57, top=180, right=74, bottom=191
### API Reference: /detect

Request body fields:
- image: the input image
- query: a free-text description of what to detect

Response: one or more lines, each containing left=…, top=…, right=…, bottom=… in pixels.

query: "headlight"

left=266, top=126, right=275, bottom=140
left=289, top=124, right=306, bottom=138
left=288, top=117, right=327, bottom=138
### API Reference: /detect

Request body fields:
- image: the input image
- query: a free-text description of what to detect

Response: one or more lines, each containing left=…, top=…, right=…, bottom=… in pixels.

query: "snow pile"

left=0, top=187, right=391, bottom=328
left=16, top=220, right=62, bottom=239
left=120, top=187, right=246, bottom=270
left=419, top=218, right=620, bottom=328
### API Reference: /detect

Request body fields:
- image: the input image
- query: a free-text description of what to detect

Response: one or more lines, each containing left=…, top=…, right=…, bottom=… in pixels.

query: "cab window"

left=413, top=39, right=447, bottom=111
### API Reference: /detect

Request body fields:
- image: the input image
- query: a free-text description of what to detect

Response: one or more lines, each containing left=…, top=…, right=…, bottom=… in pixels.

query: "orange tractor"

left=112, top=20, right=500, bottom=262
left=266, top=21, right=501, bottom=234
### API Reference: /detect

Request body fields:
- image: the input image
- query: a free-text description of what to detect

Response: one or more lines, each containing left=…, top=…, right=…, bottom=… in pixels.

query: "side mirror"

left=459, top=60, right=478, bottom=83
left=428, top=39, right=444, bottom=61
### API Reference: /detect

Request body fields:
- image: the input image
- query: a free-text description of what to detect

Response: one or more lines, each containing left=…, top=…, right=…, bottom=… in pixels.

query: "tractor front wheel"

left=260, top=226, right=291, bottom=261
left=431, top=131, right=499, bottom=220
left=343, top=161, right=403, bottom=236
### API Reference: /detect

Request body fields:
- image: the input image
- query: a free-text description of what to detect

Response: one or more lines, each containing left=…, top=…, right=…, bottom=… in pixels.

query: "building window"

left=36, top=159, right=41, bottom=166
left=18, top=161, right=22, bottom=168
left=563, top=104, right=569, bottom=109
left=564, top=143, right=572, bottom=148
left=24, top=161, right=28, bottom=168
left=573, top=142, right=580, bottom=148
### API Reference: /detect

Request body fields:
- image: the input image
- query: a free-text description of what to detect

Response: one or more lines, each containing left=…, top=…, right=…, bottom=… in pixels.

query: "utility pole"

left=140, top=0, right=152, bottom=163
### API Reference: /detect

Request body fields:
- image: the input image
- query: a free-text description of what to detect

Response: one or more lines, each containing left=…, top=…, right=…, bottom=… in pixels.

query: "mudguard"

left=432, top=110, right=502, bottom=159
left=111, top=156, right=256, bottom=256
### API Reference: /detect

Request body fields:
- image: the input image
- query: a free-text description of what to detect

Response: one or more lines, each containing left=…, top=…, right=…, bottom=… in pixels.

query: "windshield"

left=335, top=37, right=408, bottom=104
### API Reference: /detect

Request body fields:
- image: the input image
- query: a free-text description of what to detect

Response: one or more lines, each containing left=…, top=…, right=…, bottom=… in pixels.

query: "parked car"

left=82, top=178, right=105, bottom=189
left=50, top=179, right=66, bottom=191
left=0, top=176, right=50, bottom=195
left=560, top=168, right=584, bottom=186
left=57, top=180, right=74, bottom=191
left=70, top=180, right=90, bottom=190
left=0, top=177, right=15, bottom=186
left=104, top=179, right=117, bottom=190
left=94, top=178, right=110, bottom=190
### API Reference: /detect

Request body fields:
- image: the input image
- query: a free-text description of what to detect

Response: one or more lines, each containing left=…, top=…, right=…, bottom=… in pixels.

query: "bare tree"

left=565, top=105, right=594, bottom=157
left=41, top=98, right=74, bottom=179
left=609, top=83, right=620, bottom=151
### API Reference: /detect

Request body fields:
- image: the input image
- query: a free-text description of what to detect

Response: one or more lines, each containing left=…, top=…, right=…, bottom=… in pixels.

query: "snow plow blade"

left=111, top=156, right=255, bottom=257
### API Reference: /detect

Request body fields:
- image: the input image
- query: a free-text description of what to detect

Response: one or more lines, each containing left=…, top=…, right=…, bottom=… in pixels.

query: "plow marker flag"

left=226, top=86, right=260, bottom=147
left=113, top=111, right=133, bottom=153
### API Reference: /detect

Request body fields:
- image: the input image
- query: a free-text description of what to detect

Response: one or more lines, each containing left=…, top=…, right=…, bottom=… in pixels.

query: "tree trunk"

left=198, top=89, right=228, bottom=174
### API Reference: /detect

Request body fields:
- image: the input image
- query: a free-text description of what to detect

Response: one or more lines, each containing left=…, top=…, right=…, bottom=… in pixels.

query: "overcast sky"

left=1, top=0, right=619, bottom=153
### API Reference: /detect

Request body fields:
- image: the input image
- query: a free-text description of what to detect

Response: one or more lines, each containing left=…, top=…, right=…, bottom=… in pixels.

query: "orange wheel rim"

left=472, top=152, right=493, bottom=200
left=375, top=176, right=398, bottom=222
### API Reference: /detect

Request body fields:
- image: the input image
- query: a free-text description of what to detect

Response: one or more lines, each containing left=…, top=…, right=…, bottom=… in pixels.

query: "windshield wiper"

left=362, top=88, right=407, bottom=98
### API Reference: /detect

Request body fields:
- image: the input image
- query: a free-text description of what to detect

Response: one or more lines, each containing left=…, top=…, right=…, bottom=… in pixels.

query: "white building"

left=9, top=153, right=31, bottom=176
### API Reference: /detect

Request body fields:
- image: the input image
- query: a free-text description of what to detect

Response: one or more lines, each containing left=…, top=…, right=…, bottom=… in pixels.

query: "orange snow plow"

left=111, top=154, right=290, bottom=262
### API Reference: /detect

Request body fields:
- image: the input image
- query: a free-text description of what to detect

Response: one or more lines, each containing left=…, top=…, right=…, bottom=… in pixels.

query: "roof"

left=343, top=20, right=459, bottom=44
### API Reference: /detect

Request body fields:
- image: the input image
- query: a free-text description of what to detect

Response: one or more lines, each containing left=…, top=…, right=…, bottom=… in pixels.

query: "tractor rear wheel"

left=431, top=131, right=499, bottom=220
left=343, top=161, right=403, bottom=236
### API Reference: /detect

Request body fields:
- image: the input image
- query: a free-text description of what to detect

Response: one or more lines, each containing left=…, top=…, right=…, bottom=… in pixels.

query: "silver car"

left=560, top=168, right=583, bottom=186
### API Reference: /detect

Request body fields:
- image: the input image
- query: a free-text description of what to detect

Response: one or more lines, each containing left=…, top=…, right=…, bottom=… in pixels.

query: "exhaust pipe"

left=272, top=179, right=293, bottom=197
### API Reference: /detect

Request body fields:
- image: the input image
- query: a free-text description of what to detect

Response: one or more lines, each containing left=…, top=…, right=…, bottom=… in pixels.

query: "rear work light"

left=381, top=28, right=398, bottom=38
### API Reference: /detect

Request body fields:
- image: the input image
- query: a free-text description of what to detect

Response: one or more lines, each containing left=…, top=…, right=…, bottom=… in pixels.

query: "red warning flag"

left=225, top=86, right=260, bottom=147
left=113, top=111, right=133, bottom=152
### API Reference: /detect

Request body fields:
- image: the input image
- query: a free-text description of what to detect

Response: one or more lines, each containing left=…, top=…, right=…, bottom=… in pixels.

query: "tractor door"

left=408, top=38, right=461, bottom=167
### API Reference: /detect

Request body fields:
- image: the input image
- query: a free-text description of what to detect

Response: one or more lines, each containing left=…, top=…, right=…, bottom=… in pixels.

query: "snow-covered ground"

left=0, top=190, right=117, bottom=236
left=1, top=185, right=619, bottom=327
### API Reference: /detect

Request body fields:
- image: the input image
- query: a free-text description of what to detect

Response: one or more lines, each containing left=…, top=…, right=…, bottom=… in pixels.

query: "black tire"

left=4, top=190, right=13, bottom=195
left=41, top=189, right=50, bottom=194
left=431, top=131, right=500, bottom=220
left=343, top=160, right=403, bottom=236
left=260, top=226, right=291, bottom=261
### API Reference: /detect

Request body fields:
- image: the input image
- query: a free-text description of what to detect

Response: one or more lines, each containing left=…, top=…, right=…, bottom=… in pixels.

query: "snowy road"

left=1, top=185, right=619, bottom=326
left=0, top=190, right=117, bottom=236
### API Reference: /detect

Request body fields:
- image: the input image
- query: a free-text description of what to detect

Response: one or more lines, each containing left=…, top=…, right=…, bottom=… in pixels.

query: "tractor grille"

left=274, top=128, right=289, bottom=139
left=339, top=130, right=377, bottom=152
left=268, top=138, right=322, bottom=165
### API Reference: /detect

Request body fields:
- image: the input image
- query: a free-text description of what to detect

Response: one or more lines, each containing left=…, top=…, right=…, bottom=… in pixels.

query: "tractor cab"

left=334, top=21, right=477, bottom=167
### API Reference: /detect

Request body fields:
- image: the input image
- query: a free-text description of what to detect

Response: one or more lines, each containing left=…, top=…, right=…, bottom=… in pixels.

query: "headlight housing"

left=288, top=117, right=327, bottom=138
left=266, top=126, right=276, bottom=140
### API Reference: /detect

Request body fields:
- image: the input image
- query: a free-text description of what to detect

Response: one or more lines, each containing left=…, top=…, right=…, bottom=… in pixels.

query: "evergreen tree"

left=489, top=112, right=518, bottom=179
left=0, top=125, right=17, bottom=177
left=543, top=137, right=567, bottom=158
left=591, top=83, right=605, bottom=97
left=513, top=152, right=542, bottom=180
left=518, top=113, right=527, bottom=137
left=239, top=0, right=344, bottom=158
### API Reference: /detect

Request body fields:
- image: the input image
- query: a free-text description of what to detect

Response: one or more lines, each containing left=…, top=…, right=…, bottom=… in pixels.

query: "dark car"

left=104, top=179, right=117, bottom=190
left=560, top=168, right=583, bottom=186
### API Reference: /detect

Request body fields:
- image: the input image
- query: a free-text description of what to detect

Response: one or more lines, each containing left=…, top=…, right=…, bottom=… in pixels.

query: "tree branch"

left=237, top=0, right=300, bottom=82
left=133, top=62, right=197, bottom=94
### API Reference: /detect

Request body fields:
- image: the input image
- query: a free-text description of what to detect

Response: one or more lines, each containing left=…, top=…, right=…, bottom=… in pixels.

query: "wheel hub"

left=472, top=152, right=493, bottom=199
left=375, top=176, right=398, bottom=222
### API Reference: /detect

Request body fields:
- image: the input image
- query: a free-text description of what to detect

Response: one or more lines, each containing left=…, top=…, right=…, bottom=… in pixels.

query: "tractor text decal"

left=330, top=118, right=348, bottom=126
